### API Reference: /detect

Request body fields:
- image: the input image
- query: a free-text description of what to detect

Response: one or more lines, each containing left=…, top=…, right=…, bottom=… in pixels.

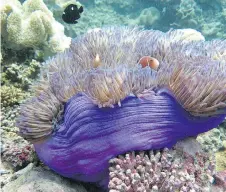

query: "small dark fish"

left=62, top=4, right=83, bottom=24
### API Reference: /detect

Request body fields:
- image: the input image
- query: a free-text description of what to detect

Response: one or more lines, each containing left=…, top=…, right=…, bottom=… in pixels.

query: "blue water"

left=44, top=0, right=226, bottom=40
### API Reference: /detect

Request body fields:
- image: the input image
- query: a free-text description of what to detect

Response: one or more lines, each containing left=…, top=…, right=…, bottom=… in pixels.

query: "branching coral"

left=16, top=27, right=226, bottom=189
left=108, top=147, right=214, bottom=191
left=1, top=105, right=21, bottom=132
left=0, top=85, right=28, bottom=107
left=176, top=0, right=197, bottom=19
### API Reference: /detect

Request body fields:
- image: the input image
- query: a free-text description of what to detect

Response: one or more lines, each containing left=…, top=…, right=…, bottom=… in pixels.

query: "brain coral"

left=16, top=27, right=226, bottom=189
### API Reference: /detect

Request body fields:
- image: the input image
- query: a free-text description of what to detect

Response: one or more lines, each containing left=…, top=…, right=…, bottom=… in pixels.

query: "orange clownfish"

left=138, top=56, right=159, bottom=70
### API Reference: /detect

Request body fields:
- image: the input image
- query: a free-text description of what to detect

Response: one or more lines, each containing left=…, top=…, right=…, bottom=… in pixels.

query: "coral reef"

left=1, top=59, right=41, bottom=90
left=197, top=120, right=226, bottom=152
left=43, top=0, right=226, bottom=39
left=167, top=0, right=226, bottom=39
left=1, top=0, right=71, bottom=55
left=1, top=48, right=42, bottom=109
left=2, top=143, right=35, bottom=171
left=176, top=0, right=199, bottom=21
left=0, top=86, right=28, bottom=107
left=1, top=0, right=225, bottom=190
left=1, top=105, right=36, bottom=171
left=16, top=27, right=226, bottom=190
left=94, top=0, right=137, bottom=12
left=216, top=149, right=226, bottom=171
left=201, top=22, right=223, bottom=38
left=213, top=170, right=226, bottom=191
left=108, top=141, right=214, bottom=191
left=0, top=58, right=41, bottom=186
left=1, top=105, right=20, bottom=134
left=130, top=7, right=161, bottom=27
left=0, top=102, right=38, bottom=188
left=51, top=0, right=127, bottom=37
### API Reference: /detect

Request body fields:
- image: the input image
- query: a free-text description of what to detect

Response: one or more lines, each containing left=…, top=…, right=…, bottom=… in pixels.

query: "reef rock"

left=2, top=165, right=87, bottom=192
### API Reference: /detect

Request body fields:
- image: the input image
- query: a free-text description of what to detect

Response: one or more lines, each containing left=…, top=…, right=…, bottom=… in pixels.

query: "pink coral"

left=108, top=146, right=215, bottom=192
left=213, top=170, right=226, bottom=191
left=2, top=143, right=35, bottom=170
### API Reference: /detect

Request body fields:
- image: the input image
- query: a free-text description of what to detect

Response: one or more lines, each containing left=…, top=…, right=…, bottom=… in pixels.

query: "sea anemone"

left=16, top=27, right=226, bottom=189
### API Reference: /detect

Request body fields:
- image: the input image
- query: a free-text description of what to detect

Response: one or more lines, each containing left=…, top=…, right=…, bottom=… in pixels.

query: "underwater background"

left=1, top=0, right=226, bottom=191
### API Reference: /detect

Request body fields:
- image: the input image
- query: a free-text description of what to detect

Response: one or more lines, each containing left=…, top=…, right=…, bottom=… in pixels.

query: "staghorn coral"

left=108, top=146, right=214, bottom=191
left=16, top=27, right=226, bottom=189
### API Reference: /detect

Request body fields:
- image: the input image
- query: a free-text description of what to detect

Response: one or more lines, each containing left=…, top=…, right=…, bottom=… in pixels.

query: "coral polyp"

left=16, top=27, right=226, bottom=188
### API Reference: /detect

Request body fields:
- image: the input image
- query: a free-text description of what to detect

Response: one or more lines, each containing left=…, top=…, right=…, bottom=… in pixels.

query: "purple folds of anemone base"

left=34, top=90, right=225, bottom=188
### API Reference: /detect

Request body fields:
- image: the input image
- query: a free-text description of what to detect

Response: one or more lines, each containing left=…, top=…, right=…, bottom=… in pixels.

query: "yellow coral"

left=215, top=149, right=226, bottom=171
left=1, top=0, right=71, bottom=54
left=0, top=85, right=27, bottom=107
